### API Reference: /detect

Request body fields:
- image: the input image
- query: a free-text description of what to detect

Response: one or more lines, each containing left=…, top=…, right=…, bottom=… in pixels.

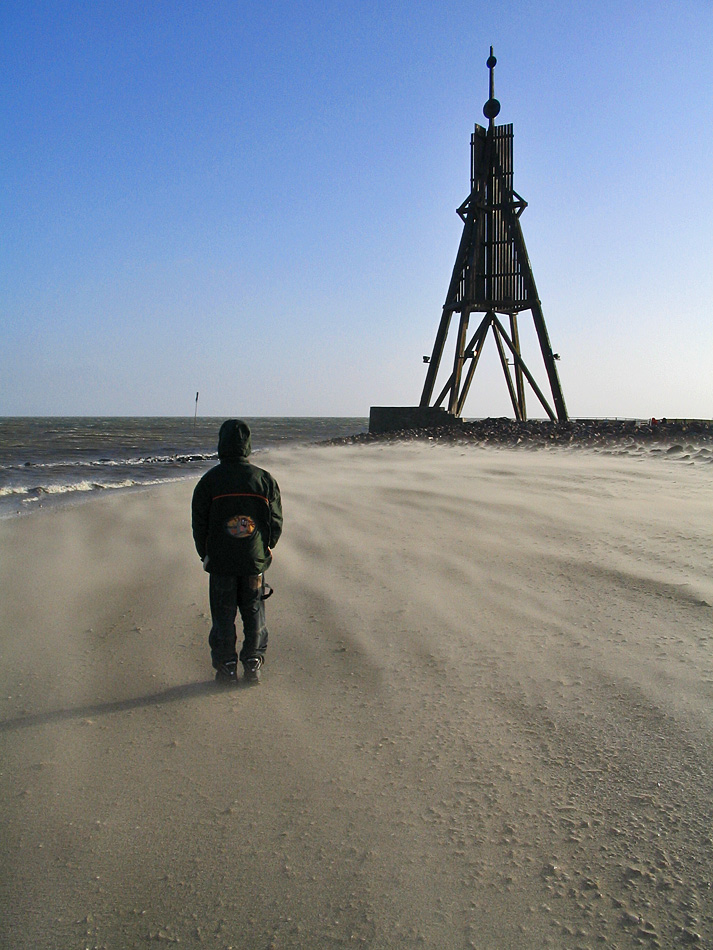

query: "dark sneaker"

left=243, top=657, right=262, bottom=684
left=215, top=660, right=238, bottom=684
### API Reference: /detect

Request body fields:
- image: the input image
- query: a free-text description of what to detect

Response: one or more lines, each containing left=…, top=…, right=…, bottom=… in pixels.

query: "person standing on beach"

left=191, top=419, right=283, bottom=684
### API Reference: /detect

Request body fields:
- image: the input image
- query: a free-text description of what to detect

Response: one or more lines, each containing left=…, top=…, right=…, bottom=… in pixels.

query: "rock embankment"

left=325, top=418, right=713, bottom=452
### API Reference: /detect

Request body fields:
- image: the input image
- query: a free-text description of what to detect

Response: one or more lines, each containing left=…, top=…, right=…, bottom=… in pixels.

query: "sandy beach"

left=1, top=442, right=712, bottom=949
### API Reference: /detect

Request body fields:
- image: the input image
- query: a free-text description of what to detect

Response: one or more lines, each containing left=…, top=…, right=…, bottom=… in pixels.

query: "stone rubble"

left=324, top=418, right=713, bottom=451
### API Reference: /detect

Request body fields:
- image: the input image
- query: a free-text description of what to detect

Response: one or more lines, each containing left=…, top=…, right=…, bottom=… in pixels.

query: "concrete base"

left=368, top=406, right=462, bottom=434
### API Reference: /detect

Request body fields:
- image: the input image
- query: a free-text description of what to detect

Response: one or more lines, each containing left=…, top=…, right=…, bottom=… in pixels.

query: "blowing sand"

left=1, top=443, right=712, bottom=949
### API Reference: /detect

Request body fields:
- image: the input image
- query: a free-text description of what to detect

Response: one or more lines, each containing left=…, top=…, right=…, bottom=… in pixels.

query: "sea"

left=0, top=417, right=367, bottom=519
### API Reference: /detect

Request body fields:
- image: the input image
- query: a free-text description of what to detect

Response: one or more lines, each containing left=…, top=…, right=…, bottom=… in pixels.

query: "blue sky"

left=2, top=0, right=712, bottom=419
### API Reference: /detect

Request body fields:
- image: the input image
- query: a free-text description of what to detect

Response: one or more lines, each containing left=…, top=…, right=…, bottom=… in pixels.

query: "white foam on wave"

left=1, top=476, right=187, bottom=506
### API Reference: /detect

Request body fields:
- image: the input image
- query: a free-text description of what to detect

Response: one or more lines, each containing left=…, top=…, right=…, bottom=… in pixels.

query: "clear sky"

left=2, top=0, right=712, bottom=419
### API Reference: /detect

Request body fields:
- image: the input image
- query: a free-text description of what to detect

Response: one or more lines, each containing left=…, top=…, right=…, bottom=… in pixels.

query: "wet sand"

left=1, top=443, right=712, bottom=948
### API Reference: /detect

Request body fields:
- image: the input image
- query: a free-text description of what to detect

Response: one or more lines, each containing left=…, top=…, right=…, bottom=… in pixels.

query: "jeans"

left=208, top=573, right=269, bottom=669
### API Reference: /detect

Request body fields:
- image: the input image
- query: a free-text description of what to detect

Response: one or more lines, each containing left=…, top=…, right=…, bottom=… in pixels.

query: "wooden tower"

left=420, top=48, right=568, bottom=422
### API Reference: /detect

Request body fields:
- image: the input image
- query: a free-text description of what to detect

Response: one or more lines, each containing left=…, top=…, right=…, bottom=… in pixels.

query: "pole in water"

left=194, top=392, right=199, bottom=431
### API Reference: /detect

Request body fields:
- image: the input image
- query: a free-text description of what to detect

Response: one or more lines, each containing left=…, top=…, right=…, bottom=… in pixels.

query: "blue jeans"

left=208, top=573, right=269, bottom=669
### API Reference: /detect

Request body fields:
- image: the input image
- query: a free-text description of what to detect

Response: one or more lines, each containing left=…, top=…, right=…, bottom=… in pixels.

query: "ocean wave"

left=1, top=476, right=185, bottom=503
left=3, top=452, right=217, bottom=472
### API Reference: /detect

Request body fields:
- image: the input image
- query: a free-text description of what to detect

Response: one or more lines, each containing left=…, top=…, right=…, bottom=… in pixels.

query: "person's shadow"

left=0, top=680, right=225, bottom=733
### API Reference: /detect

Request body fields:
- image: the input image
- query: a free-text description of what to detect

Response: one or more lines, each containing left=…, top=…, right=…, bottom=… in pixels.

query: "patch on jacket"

left=225, top=515, right=256, bottom=539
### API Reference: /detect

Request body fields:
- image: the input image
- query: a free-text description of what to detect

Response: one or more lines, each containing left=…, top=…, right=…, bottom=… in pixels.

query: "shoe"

left=215, top=660, right=238, bottom=684
left=243, top=657, right=262, bottom=684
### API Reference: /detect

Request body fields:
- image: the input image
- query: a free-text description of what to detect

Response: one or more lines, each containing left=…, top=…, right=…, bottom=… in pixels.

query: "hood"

left=217, top=419, right=252, bottom=460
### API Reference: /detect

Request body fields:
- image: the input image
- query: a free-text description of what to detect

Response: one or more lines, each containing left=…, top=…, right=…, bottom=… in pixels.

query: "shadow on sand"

left=0, top=679, right=236, bottom=733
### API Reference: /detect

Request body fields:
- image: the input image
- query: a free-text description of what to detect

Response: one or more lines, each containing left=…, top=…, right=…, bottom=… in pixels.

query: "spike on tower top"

left=483, top=46, right=500, bottom=125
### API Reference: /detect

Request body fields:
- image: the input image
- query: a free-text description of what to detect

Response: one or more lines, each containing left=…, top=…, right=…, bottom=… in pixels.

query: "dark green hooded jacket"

left=191, top=420, right=283, bottom=575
